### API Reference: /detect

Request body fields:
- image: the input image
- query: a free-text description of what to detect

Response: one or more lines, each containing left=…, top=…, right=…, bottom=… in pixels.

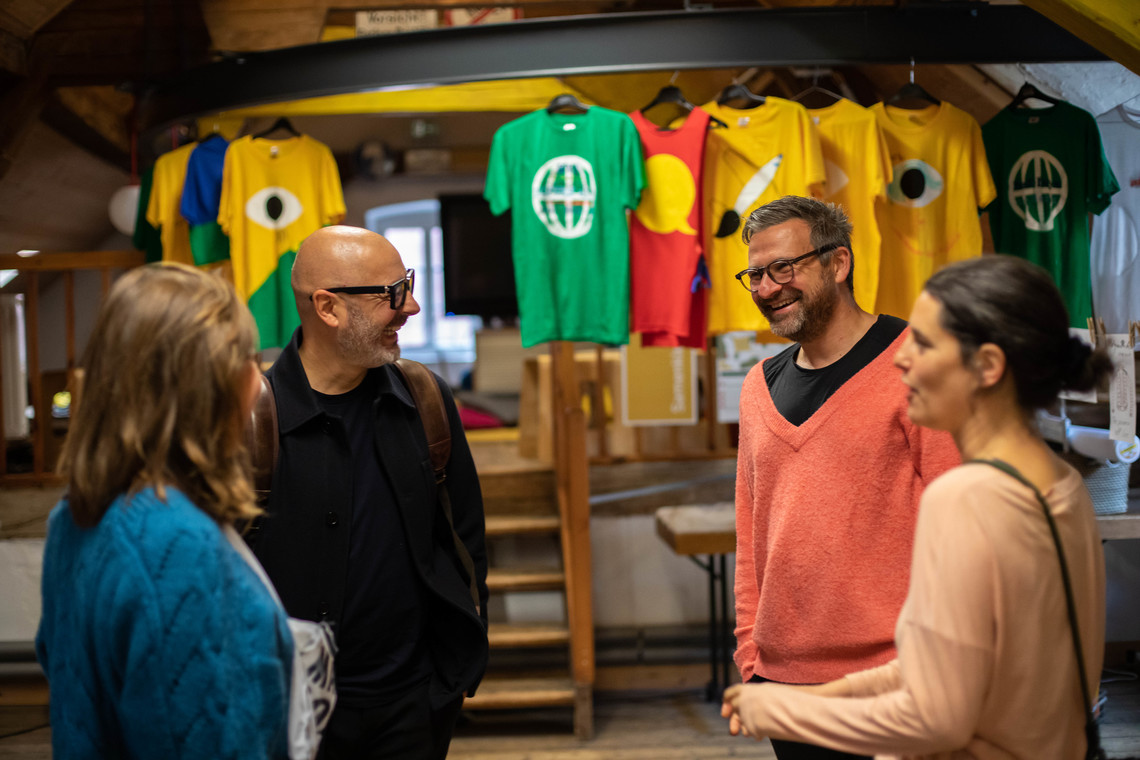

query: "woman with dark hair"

left=36, top=263, right=292, bottom=759
left=723, top=255, right=1112, bottom=759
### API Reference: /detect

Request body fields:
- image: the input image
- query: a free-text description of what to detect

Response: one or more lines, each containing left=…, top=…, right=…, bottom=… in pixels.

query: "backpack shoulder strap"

left=246, top=374, right=278, bottom=499
left=393, top=359, right=480, bottom=613
left=394, top=358, right=451, bottom=482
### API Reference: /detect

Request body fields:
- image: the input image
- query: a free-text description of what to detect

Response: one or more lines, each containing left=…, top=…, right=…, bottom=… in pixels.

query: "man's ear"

left=310, top=291, right=342, bottom=329
left=831, top=246, right=853, bottom=286
left=972, top=343, right=1007, bottom=390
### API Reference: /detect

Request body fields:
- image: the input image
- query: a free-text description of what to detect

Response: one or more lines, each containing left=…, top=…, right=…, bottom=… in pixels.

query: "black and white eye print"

left=244, top=186, right=304, bottom=230
left=887, top=159, right=944, bottom=209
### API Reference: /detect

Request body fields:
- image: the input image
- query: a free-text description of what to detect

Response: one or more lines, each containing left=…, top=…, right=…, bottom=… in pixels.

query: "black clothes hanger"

left=642, top=84, right=694, bottom=113
left=716, top=82, right=766, bottom=108
left=642, top=84, right=728, bottom=128
left=546, top=92, right=589, bottom=114
left=886, top=82, right=941, bottom=108
left=790, top=70, right=843, bottom=106
left=252, top=117, right=300, bottom=139
left=1008, top=82, right=1062, bottom=109
left=886, top=58, right=941, bottom=109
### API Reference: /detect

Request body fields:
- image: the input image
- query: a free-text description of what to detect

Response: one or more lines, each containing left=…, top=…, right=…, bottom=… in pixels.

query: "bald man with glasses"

left=249, top=225, right=489, bottom=760
left=725, top=197, right=957, bottom=760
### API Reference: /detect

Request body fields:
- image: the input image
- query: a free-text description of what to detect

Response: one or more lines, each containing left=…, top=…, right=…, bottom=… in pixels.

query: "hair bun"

left=1061, top=335, right=1093, bottom=384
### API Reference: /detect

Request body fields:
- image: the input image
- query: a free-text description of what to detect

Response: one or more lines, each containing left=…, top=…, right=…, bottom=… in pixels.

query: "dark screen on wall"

left=439, top=194, right=518, bottom=320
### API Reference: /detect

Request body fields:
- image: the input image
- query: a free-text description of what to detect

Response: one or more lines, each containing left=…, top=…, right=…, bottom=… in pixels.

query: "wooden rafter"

left=0, top=27, right=26, bottom=75
left=0, top=0, right=74, bottom=39
left=1020, top=0, right=1140, bottom=77
left=0, top=59, right=49, bottom=182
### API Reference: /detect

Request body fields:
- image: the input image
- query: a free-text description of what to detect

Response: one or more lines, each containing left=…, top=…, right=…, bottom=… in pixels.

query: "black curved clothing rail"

left=138, top=4, right=1105, bottom=133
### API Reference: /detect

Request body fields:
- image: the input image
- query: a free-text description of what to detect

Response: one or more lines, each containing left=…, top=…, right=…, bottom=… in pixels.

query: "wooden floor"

left=4, top=676, right=1140, bottom=759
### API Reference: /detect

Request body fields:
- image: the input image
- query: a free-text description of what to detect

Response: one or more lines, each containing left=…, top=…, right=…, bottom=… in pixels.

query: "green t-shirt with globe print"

left=982, top=101, right=1119, bottom=327
left=485, top=106, right=645, bottom=348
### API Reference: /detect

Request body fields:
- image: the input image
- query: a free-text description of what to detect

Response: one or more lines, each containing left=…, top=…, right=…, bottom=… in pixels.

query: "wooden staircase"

left=464, top=367, right=594, bottom=739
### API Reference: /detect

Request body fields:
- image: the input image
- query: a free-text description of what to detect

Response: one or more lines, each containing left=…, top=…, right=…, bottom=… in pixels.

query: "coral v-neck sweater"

left=734, top=328, right=958, bottom=684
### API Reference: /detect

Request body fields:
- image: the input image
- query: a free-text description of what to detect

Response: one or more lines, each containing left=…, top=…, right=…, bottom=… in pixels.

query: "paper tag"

left=737, top=117, right=750, bottom=128
left=1059, top=328, right=1098, bottom=403
left=1108, top=334, right=1137, bottom=442
left=562, top=123, right=576, bottom=131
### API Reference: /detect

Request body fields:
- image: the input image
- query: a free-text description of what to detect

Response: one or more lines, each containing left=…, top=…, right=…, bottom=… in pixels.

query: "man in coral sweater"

left=730, top=196, right=957, bottom=760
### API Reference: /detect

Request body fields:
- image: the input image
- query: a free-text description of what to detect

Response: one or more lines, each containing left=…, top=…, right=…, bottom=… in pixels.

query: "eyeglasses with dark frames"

left=734, top=244, right=839, bottom=292
left=316, top=268, right=415, bottom=310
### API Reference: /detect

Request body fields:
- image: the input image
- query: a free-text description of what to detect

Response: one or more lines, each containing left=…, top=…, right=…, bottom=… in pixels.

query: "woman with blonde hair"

left=723, top=255, right=1112, bottom=759
left=36, top=263, right=292, bottom=759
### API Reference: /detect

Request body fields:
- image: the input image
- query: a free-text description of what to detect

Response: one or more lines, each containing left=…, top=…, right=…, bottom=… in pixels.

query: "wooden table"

left=1091, top=488, right=1140, bottom=539
left=654, top=503, right=736, bottom=701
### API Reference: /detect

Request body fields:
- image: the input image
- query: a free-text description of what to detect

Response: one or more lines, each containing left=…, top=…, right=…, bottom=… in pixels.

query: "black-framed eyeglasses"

left=317, top=268, right=415, bottom=310
left=734, top=244, right=839, bottom=292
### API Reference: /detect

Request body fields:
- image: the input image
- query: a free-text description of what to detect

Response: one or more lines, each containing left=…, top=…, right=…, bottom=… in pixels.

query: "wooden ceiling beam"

left=0, top=62, right=49, bottom=182
left=201, top=4, right=327, bottom=51
left=55, top=86, right=131, bottom=153
left=0, top=27, right=27, bottom=75
left=1020, top=0, right=1140, bottom=77
left=34, top=29, right=151, bottom=57
left=0, top=0, right=74, bottom=39
left=40, top=91, right=130, bottom=172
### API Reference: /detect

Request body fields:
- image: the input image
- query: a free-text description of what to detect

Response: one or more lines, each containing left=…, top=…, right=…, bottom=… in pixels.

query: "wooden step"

left=486, top=566, right=565, bottom=592
left=487, top=622, right=570, bottom=648
left=484, top=514, right=561, bottom=537
left=476, top=466, right=557, bottom=517
left=463, top=676, right=576, bottom=710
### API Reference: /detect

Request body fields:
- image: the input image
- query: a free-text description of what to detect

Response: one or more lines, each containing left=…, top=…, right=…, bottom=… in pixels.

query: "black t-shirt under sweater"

left=313, top=375, right=432, bottom=707
left=764, top=314, right=907, bottom=426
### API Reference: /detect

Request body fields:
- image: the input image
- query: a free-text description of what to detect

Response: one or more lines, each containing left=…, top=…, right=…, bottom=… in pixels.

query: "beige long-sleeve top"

left=747, top=461, right=1105, bottom=759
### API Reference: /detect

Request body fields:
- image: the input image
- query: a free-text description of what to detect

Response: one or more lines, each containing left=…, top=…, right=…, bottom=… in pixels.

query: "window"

left=364, top=200, right=481, bottom=373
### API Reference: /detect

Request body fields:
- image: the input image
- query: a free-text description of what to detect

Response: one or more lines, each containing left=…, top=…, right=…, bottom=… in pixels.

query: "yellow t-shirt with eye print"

left=700, top=97, right=826, bottom=338
left=219, top=135, right=345, bottom=349
left=870, top=102, right=996, bottom=321
left=807, top=99, right=893, bottom=314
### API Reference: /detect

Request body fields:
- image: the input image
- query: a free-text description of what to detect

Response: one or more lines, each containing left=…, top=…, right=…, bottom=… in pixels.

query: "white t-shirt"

left=1091, top=104, right=1140, bottom=333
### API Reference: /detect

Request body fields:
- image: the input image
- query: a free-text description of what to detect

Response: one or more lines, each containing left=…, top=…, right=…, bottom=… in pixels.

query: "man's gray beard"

left=764, top=283, right=838, bottom=345
left=339, top=305, right=401, bottom=367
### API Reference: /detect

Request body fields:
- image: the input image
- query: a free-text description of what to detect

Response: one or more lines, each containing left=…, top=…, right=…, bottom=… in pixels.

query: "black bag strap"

left=394, top=359, right=481, bottom=614
left=247, top=374, right=278, bottom=502
left=970, top=458, right=1105, bottom=760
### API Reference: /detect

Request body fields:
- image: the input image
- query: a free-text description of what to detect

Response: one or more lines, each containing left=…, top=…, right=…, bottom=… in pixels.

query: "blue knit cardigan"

left=36, top=487, right=292, bottom=759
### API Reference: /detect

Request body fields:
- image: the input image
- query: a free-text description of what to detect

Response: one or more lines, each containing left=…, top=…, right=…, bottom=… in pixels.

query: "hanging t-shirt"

left=180, top=134, right=231, bottom=267
left=484, top=107, right=644, bottom=348
left=807, top=99, right=892, bottom=313
left=145, top=142, right=196, bottom=266
left=871, top=102, right=996, bottom=321
left=1092, top=105, right=1138, bottom=334
left=219, top=134, right=346, bottom=350
left=699, top=97, right=826, bottom=337
left=629, top=107, right=710, bottom=349
left=983, top=101, right=1118, bottom=328
left=132, top=165, right=162, bottom=263
left=1091, top=104, right=1140, bottom=333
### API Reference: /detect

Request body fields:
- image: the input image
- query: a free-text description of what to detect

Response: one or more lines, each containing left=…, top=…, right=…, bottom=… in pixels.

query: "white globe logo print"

left=1009, top=150, right=1068, bottom=232
left=531, top=155, right=596, bottom=239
